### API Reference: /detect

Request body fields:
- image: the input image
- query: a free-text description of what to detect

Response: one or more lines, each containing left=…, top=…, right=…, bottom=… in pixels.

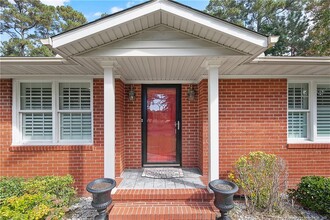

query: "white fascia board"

left=51, top=2, right=161, bottom=48
left=160, top=2, right=268, bottom=48
left=0, top=57, right=69, bottom=65
left=252, top=56, right=330, bottom=65
left=0, top=57, right=66, bottom=63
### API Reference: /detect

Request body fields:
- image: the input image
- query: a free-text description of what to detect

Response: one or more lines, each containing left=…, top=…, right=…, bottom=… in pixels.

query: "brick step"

left=112, top=188, right=213, bottom=202
left=109, top=201, right=217, bottom=220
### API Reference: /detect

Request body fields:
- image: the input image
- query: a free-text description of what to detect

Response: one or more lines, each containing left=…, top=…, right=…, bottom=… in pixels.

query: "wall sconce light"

left=187, top=84, right=196, bottom=101
left=128, top=85, right=136, bottom=101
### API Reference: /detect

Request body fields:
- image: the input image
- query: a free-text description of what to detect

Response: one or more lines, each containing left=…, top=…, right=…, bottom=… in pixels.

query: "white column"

left=103, top=64, right=116, bottom=179
left=208, top=65, right=220, bottom=183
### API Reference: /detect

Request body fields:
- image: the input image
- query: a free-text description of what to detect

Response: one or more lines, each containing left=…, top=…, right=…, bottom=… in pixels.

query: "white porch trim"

left=101, top=61, right=117, bottom=179
left=208, top=65, right=220, bottom=182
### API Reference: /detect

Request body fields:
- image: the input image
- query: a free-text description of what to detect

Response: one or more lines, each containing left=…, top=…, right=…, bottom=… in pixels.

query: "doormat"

left=142, top=168, right=184, bottom=179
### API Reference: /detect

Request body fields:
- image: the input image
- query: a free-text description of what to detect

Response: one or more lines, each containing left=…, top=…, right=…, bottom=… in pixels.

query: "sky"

left=7, top=0, right=209, bottom=22
left=1, top=0, right=209, bottom=42
left=63, top=0, right=209, bottom=21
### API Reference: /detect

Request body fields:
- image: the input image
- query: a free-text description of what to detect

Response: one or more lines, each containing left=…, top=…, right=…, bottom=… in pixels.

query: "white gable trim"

left=48, top=2, right=161, bottom=48
left=160, top=2, right=267, bottom=47
left=46, top=0, right=269, bottom=50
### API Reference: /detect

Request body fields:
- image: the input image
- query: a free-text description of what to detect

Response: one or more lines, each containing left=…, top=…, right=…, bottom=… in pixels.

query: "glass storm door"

left=142, top=85, right=181, bottom=165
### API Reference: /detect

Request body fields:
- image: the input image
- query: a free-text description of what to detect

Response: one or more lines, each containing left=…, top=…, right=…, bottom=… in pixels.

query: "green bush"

left=288, top=176, right=330, bottom=217
left=229, top=151, right=288, bottom=213
left=24, top=175, right=76, bottom=206
left=0, top=175, right=77, bottom=220
left=0, top=193, right=51, bottom=220
left=0, top=177, right=24, bottom=204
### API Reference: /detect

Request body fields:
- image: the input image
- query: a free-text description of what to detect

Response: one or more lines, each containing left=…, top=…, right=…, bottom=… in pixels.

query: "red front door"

left=142, top=85, right=181, bottom=165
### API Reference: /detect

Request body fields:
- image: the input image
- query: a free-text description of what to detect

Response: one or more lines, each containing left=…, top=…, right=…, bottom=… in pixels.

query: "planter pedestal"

left=86, top=178, right=116, bottom=220
left=209, top=179, right=238, bottom=220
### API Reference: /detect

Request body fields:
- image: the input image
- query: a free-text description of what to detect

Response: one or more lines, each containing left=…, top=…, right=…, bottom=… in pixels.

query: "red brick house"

left=1, top=0, right=329, bottom=204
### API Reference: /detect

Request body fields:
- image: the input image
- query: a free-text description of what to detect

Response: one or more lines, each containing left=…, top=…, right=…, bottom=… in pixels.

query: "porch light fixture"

left=128, top=85, right=136, bottom=101
left=187, top=84, right=196, bottom=101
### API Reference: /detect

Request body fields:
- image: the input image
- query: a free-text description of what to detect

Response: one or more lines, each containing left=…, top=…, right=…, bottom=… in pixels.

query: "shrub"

left=0, top=175, right=77, bottom=220
left=229, top=151, right=288, bottom=213
left=0, top=177, right=24, bottom=204
left=24, top=175, right=76, bottom=206
left=0, top=193, right=51, bottom=220
left=288, top=176, right=330, bottom=217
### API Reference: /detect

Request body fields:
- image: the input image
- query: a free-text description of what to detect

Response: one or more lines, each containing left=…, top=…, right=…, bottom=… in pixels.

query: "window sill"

left=287, top=143, right=330, bottom=149
left=9, top=145, right=94, bottom=152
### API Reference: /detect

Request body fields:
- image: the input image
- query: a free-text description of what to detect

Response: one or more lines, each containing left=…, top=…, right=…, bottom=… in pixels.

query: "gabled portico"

left=40, top=0, right=274, bottom=181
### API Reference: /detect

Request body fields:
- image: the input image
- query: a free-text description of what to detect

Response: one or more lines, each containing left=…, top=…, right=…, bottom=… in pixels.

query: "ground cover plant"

left=288, top=176, right=330, bottom=218
left=0, top=175, right=77, bottom=220
left=229, top=151, right=288, bottom=213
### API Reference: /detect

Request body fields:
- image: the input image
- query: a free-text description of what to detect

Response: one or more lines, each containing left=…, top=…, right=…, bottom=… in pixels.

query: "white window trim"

left=12, top=79, right=94, bottom=146
left=288, top=79, right=330, bottom=144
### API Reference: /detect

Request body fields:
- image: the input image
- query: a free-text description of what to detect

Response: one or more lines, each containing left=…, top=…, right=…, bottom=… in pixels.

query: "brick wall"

left=2, top=78, right=328, bottom=193
left=115, top=79, right=125, bottom=176
left=0, top=79, right=105, bottom=195
left=219, top=79, right=330, bottom=187
left=124, top=84, right=142, bottom=169
left=198, top=80, right=208, bottom=175
left=181, top=84, right=199, bottom=167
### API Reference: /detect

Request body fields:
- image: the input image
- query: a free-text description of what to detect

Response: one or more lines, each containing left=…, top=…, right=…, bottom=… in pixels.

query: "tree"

left=0, top=0, right=87, bottom=57
left=205, top=0, right=313, bottom=56
left=305, top=0, right=330, bottom=56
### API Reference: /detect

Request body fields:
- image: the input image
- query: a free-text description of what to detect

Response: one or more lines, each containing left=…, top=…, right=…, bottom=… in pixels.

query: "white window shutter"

left=317, top=84, right=330, bottom=137
left=288, top=112, right=307, bottom=138
left=60, top=113, right=92, bottom=140
left=59, top=83, right=92, bottom=141
left=22, top=113, right=52, bottom=140
left=288, top=83, right=309, bottom=139
left=59, top=83, right=91, bottom=110
left=20, top=83, right=53, bottom=141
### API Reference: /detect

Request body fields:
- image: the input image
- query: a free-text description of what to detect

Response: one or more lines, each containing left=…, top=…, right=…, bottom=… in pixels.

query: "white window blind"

left=288, top=83, right=309, bottom=138
left=59, top=83, right=92, bottom=141
left=288, top=112, right=307, bottom=138
left=20, top=83, right=53, bottom=141
left=60, top=113, right=92, bottom=140
left=59, top=83, right=91, bottom=110
left=22, top=113, right=53, bottom=140
left=317, top=84, right=330, bottom=137
left=20, top=83, right=52, bottom=110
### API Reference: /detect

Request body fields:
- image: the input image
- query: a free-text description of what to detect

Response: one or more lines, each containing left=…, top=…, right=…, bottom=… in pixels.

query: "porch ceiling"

left=73, top=56, right=249, bottom=82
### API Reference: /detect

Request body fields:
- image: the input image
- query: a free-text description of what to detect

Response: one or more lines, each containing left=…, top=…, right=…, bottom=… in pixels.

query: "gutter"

left=251, top=56, right=330, bottom=65
left=0, top=57, right=67, bottom=64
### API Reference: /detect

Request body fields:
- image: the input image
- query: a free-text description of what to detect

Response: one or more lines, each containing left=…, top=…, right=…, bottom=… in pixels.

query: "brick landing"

left=110, top=188, right=217, bottom=219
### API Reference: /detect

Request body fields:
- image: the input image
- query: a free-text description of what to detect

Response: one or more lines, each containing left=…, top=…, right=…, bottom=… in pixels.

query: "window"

left=288, top=83, right=309, bottom=138
left=317, top=84, right=330, bottom=137
left=288, top=81, right=330, bottom=142
left=20, top=83, right=53, bottom=141
left=13, top=80, right=93, bottom=145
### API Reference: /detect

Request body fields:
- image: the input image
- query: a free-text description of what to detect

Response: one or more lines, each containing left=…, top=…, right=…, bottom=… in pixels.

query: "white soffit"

left=45, top=0, right=269, bottom=57
left=225, top=57, right=330, bottom=76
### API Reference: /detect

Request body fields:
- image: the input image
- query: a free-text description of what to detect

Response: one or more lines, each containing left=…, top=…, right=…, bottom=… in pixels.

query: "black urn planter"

left=209, top=179, right=238, bottom=220
left=86, top=178, right=116, bottom=220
